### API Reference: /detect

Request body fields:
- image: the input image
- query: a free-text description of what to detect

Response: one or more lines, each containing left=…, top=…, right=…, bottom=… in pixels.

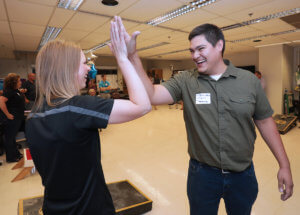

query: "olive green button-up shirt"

left=162, top=60, right=273, bottom=172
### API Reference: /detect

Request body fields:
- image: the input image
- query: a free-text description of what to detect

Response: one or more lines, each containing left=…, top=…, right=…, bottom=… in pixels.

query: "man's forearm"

left=129, top=53, right=155, bottom=98
left=255, top=117, right=290, bottom=168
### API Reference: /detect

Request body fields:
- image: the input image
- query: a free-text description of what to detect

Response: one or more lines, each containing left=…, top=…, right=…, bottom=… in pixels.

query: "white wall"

left=0, top=59, right=34, bottom=79
left=224, top=51, right=259, bottom=69
left=258, top=44, right=295, bottom=114
left=282, top=45, right=294, bottom=93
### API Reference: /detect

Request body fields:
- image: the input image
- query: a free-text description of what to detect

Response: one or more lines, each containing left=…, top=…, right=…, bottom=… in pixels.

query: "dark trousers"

left=187, top=159, right=258, bottom=215
left=3, top=118, right=22, bottom=161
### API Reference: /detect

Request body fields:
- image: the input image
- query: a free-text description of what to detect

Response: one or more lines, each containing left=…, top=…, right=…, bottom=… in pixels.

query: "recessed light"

left=101, top=0, right=118, bottom=6
left=253, top=39, right=262, bottom=42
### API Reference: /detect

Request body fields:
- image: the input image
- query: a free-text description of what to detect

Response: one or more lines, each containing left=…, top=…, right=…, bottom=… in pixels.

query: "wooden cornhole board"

left=11, top=148, right=35, bottom=182
left=273, top=114, right=297, bottom=134
left=18, top=180, right=152, bottom=215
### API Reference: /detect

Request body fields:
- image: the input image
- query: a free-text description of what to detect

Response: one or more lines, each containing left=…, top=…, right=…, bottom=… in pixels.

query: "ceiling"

left=0, top=0, right=299, bottom=60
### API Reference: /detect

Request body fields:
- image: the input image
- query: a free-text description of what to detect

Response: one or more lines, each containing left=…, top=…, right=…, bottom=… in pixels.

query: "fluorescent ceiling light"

left=222, top=8, right=300, bottom=31
left=147, top=0, right=218, bottom=26
left=38, top=26, right=62, bottom=49
left=58, top=0, right=84, bottom=10
left=255, top=42, right=291, bottom=48
left=84, top=39, right=111, bottom=53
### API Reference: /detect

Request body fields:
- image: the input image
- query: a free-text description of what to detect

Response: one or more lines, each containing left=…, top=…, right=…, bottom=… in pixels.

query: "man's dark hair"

left=188, top=23, right=225, bottom=56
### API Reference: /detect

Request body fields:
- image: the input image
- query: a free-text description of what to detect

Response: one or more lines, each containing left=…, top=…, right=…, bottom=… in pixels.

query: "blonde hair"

left=34, top=40, right=81, bottom=111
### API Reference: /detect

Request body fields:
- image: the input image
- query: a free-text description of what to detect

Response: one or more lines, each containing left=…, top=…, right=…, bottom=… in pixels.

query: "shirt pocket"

left=229, top=96, right=255, bottom=118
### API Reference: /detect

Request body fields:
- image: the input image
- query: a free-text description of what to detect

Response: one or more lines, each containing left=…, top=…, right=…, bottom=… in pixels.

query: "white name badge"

left=196, top=93, right=211, bottom=104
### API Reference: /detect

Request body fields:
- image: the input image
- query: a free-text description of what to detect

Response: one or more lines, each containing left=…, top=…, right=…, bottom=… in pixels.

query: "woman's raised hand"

left=109, top=16, right=128, bottom=61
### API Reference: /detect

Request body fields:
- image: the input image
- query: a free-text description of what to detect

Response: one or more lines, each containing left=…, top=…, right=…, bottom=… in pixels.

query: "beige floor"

left=0, top=105, right=299, bottom=215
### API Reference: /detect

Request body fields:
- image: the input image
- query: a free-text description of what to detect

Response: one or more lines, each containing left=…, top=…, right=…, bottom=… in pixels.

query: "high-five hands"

left=113, top=16, right=140, bottom=57
left=109, top=16, right=128, bottom=60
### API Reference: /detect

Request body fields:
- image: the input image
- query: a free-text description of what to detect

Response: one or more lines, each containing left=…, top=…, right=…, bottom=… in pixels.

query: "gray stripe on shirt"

left=29, top=105, right=109, bottom=120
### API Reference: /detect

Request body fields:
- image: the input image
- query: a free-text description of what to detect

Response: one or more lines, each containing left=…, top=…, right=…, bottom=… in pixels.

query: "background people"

left=0, top=73, right=24, bottom=162
left=88, top=88, right=97, bottom=96
left=99, top=74, right=111, bottom=99
left=254, top=70, right=266, bottom=89
left=116, top=17, right=293, bottom=215
left=25, top=16, right=151, bottom=215
left=22, top=72, right=36, bottom=110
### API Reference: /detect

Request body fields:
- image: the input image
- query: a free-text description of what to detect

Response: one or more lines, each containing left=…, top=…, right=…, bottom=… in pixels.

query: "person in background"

left=88, top=78, right=97, bottom=92
left=88, top=88, right=97, bottom=97
left=0, top=73, right=24, bottom=162
left=117, top=16, right=293, bottom=215
left=22, top=73, right=36, bottom=110
left=25, top=16, right=151, bottom=215
left=99, top=74, right=111, bottom=99
left=254, top=70, right=266, bottom=89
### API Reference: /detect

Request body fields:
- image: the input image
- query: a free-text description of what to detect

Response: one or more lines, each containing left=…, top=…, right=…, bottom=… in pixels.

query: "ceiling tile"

left=93, top=45, right=111, bottom=55
left=6, top=0, right=53, bottom=25
left=0, top=0, right=7, bottom=21
left=223, top=26, right=258, bottom=39
left=78, top=41, right=97, bottom=50
left=138, top=26, right=172, bottom=41
left=235, top=36, right=288, bottom=47
left=160, top=9, right=218, bottom=29
left=0, top=21, right=10, bottom=34
left=202, top=0, right=274, bottom=16
left=80, top=0, right=139, bottom=16
left=11, top=22, right=45, bottom=37
left=223, top=0, right=300, bottom=22
left=0, top=33, right=14, bottom=49
left=65, top=12, right=110, bottom=31
left=93, top=22, right=110, bottom=35
left=48, top=8, right=75, bottom=28
left=19, top=0, right=57, bottom=7
left=251, top=19, right=296, bottom=34
left=119, top=0, right=183, bottom=22
left=80, top=32, right=110, bottom=44
left=226, top=29, right=267, bottom=41
left=58, top=29, right=90, bottom=42
left=14, top=34, right=40, bottom=51
left=277, top=31, right=300, bottom=41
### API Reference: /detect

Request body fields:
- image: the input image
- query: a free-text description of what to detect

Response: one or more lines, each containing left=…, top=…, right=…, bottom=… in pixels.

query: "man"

left=22, top=73, right=36, bottom=110
left=98, top=74, right=111, bottom=99
left=254, top=70, right=266, bottom=89
left=114, top=17, right=293, bottom=215
left=88, top=88, right=97, bottom=97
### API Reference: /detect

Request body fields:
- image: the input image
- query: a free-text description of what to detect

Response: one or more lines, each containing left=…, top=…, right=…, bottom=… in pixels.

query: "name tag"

left=196, top=93, right=211, bottom=104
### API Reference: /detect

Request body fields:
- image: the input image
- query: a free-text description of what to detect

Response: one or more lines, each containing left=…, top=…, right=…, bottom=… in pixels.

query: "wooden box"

left=18, top=180, right=152, bottom=215
left=273, top=114, right=298, bottom=134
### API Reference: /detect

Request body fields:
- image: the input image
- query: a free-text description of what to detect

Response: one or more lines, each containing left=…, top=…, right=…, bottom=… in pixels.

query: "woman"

left=26, top=17, right=151, bottom=215
left=0, top=73, right=25, bottom=162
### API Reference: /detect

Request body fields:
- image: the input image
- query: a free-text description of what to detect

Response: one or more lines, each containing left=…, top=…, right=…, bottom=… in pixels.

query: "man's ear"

left=216, top=40, right=224, bottom=53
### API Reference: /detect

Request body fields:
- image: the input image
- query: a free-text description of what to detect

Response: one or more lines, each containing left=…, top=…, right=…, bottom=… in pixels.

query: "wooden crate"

left=18, top=180, right=152, bottom=215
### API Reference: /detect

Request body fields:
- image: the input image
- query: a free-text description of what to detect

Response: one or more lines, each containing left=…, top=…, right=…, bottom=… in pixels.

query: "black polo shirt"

left=26, top=95, right=115, bottom=215
left=22, top=80, right=36, bottom=101
left=3, top=89, right=25, bottom=119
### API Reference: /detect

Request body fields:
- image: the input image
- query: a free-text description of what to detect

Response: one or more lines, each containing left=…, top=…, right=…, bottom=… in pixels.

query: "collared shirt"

left=162, top=60, right=273, bottom=172
left=22, top=80, right=36, bottom=101
left=99, top=80, right=110, bottom=93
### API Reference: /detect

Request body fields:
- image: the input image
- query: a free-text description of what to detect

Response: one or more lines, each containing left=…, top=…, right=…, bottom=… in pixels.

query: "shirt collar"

left=196, top=59, right=238, bottom=80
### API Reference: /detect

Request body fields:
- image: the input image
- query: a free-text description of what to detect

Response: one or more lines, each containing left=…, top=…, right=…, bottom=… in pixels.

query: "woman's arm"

left=108, top=16, right=151, bottom=124
left=0, top=96, right=14, bottom=120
